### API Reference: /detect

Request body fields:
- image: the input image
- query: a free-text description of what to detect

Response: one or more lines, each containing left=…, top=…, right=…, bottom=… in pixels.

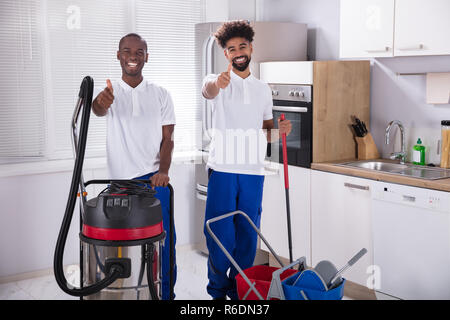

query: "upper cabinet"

left=394, top=0, right=450, bottom=56
left=340, top=0, right=395, bottom=58
left=340, top=0, right=450, bottom=58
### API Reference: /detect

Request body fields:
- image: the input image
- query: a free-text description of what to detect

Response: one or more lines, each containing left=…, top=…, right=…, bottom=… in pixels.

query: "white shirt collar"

left=118, top=77, right=147, bottom=92
left=230, top=69, right=254, bottom=82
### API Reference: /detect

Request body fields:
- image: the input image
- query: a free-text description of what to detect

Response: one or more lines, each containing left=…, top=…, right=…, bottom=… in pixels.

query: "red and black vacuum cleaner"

left=53, top=76, right=174, bottom=300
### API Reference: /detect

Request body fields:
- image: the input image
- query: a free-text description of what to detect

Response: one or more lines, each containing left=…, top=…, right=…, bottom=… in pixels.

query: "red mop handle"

left=280, top=114, right=289, bottom=189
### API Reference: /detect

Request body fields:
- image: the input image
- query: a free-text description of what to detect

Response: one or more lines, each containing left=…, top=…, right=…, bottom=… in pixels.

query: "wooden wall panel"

left=312, top=61, right=371, bottom=163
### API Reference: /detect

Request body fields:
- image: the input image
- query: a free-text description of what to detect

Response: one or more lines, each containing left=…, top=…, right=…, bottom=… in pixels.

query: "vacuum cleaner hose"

left=53, top=76, right=124, bottom=297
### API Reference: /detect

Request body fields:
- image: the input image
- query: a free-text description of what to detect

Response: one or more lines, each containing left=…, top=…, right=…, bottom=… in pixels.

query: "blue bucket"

left=282, top=270, right=345, bottom=300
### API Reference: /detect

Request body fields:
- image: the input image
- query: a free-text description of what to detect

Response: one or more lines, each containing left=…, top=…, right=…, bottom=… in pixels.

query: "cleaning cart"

left=206, top=210, right=366, bottom=300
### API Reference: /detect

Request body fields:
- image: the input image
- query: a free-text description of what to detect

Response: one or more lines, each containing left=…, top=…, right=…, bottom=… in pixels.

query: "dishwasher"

left=372, top=181, right=450, bottom=300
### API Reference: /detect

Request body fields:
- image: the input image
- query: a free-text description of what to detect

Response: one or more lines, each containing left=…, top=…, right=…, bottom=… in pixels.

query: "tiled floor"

left=0, top=248, right=210, bottom=300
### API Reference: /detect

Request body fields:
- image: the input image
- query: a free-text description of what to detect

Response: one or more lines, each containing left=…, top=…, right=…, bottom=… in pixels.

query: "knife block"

left=355, top=133, right=379, bottom=160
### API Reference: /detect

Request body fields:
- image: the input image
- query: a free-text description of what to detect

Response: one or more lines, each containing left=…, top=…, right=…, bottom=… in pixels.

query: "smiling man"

left=202, top=21, right=292, bottom=300
left=92, top=33, right=176, bottom=300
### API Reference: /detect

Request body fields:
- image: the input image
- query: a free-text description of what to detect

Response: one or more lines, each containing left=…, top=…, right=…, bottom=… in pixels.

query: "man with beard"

left=92, top=33, right=176, bottom=300
left=202, top=21, right=292, bottom=300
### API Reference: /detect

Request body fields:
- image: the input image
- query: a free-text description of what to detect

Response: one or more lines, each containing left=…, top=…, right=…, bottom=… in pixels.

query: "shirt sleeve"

left=93, top=86, right=103, bottom=99
left=161, top=88, right=176, bottom=126
left=263, top=85, right=274, bottom=121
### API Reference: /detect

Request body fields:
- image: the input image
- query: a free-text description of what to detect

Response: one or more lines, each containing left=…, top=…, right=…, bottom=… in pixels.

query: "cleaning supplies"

left=412, top=138, right=426, bottom=165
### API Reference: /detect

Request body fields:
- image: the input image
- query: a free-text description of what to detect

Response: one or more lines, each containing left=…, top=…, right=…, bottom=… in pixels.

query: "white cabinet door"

left=311, top=170, right=373, bottom=287
left=340, top=0, right=395, bottom=58
left=394, top=0, right=450, bottom=56
left=261, top=165, right=311, bottom=265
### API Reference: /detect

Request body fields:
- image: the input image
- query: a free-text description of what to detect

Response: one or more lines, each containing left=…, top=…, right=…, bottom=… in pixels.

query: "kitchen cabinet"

left=394, top=0, right=450, bottom=56
left=340, top=0, right=395, bottom=58
left=340, top=0, right=450, bottom=58
left=260, top=165, right=311, bottom=265
left=311, top=170, right=373, bottom=287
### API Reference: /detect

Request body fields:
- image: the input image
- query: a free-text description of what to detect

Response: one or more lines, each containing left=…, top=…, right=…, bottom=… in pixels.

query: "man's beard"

left=232, top=55, right=251, bottom=72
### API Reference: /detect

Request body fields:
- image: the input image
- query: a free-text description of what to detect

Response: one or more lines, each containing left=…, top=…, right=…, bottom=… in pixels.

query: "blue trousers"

left=134, top=172, right=176, bottom=300
left=204, top=170, right=265, bottom=300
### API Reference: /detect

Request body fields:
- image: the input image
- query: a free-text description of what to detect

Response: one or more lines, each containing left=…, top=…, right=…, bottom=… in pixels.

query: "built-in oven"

left=266, top=83, right=312, bottom=168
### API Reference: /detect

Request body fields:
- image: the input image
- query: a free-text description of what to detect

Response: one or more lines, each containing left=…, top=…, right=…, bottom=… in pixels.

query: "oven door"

left=267, top=100, right=312, bottom=168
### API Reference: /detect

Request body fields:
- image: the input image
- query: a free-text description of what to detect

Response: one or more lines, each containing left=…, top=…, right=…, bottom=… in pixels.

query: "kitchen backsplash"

left=382, top=126, right=441, bottom=165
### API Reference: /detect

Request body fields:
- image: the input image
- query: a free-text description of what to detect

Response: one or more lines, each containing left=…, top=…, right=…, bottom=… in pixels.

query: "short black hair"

left=119, top=33, right=148, bottom=51
left=214, top=20, right=255, bottom=49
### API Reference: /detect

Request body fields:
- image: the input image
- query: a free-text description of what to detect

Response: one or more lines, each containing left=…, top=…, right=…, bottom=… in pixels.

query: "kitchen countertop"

left=311, top=159, right=450, bottom=192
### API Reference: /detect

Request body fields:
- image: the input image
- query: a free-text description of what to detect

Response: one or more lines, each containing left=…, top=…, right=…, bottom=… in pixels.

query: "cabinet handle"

left=196, top=183, right=208, bottom=193
left=365, top=47, right=390, bottom=53
left=344, top=182, right=369, bottom=191
left=196, top=191, right=207, bottom=201
left=398, top=44, right=424, bottom=51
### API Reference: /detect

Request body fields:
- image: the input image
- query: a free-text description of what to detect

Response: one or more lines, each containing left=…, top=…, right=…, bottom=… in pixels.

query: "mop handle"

left=280, top=114, right=289, bottom=189
left=328, top=248, right=368, bottom=288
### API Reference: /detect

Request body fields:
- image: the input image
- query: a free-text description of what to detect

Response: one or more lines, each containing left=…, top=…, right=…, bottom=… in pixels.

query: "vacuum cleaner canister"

left=82, top=181, right=164, bottom=241
left=80, top=181, right=166, bottom=300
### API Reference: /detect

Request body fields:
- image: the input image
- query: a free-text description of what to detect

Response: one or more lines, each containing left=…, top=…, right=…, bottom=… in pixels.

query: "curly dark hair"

left=214, top=20, right=255, bottom=48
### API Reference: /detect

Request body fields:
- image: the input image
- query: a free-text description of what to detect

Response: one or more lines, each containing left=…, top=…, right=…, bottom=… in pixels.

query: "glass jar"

left=440, top=120, right=450, bottom=168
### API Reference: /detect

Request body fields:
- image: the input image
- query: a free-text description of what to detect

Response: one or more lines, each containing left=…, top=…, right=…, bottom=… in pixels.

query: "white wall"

left=0, top=160, right=197, bottom=278
left=261, top=0, right=450, bottom=164
left=205, top=0, right=262, bottom=22
left=0, top=170, right=84, bottom=277
left=261, top=0, right=340, bottom=61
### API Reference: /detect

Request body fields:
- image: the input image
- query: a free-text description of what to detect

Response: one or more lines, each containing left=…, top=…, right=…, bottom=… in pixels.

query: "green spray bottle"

left=412, top=138, right=426, bottom=165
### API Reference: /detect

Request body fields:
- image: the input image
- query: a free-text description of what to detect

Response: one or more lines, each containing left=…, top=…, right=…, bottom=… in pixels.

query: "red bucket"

left=236, top=265, right=298, bottom=300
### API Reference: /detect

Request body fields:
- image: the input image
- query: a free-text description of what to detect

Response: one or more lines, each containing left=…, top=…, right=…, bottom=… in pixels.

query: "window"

left=0, top=0, right=204, bottom=163
left=135, top=0, right=204, bottom=152
left=0, top=0, right=45, bottom=162
left=45, top=0, right=129, bottom=159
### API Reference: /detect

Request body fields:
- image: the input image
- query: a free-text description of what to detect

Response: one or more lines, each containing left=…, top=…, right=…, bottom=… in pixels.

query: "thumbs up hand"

left=93, top=79, right=114, bottom=116
left=106, top=79, right=113, bottom=92
left=215, top=63, right=232, bottom=90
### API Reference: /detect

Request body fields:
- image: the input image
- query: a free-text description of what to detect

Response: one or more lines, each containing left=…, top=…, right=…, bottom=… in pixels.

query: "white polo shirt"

left=96, top=78, right=176, bottom=179
left=203, top=70, right=273, bottom=175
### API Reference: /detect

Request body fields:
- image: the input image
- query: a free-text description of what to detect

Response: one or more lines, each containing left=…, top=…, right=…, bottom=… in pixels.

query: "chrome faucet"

left=385, top=120, right=406, bottom=164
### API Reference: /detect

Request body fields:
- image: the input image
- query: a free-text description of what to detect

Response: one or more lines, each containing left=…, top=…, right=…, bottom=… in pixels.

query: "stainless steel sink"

left=338, top=160, right=450, bottom=180
left=344, top=161, right=409, bottom=172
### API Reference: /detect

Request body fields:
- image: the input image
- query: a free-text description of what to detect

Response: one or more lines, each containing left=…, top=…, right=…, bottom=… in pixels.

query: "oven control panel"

left=269, top=84, right=312, bottom=102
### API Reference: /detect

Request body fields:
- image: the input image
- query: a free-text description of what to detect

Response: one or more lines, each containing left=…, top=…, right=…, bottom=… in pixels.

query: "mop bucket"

left=206, top=210, right=310, bottom=300
left=282, top=272, right=346, bottom=300
left=206, top=210, right=348, bottom=300
left=235, top=265, right=298, bottom=300
left=266, top=258, right=345, bottom=300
